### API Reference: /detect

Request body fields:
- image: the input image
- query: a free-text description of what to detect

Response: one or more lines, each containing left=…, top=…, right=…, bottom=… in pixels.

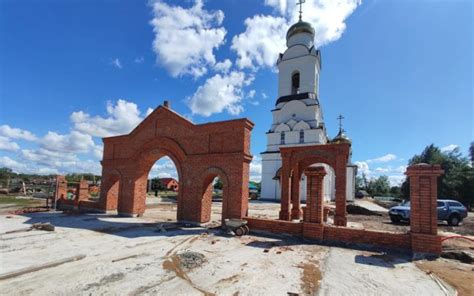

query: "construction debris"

left=1, top=222, right=55, bottom=235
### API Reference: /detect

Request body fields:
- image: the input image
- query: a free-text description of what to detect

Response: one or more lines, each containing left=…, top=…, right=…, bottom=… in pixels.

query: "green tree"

left=401, top=144, right=473, bottom=207
left=214, top=178, right=223, bottom=190
left=355, top=176, right=364, bottom=191
left=470, top=142, right=474, bottom=166
left=366, top=175, right=391, bottom=196
left=389, top=186, right=401, bottom=198
left=0, top=167, right=14, bottom=180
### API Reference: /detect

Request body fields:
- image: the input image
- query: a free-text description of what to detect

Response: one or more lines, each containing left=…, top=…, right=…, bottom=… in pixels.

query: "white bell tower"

left=260, top=13, right=356, bottom=203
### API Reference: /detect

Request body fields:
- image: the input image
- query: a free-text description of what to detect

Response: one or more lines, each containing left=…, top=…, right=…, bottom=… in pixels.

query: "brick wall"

left=99, top=105, right=254, bottom=223
left=245, top=217, right=303, bottom=235
left=245, top=163, right=445, bottom=255
left=323, top=226, right=411, bottom=249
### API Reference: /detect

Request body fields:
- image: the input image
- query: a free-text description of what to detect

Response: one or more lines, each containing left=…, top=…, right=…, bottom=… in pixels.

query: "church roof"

left=330, top=128, right=351, bottom=144
left=286, top=20, right=315, bottom=40
left=276, top=92, right=317, bottom=105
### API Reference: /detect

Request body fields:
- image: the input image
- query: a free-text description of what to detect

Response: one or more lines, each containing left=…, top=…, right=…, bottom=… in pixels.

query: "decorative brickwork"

left=303, top=166, right=326, bottom=224
left=279, top=143, right=350, bottom=226
left=406, top=163, right=444, bottom=254
left=98, top=104, right=254, bottom=224
left=55, top=176, right=67, bottom=201
left=245, top=163, right=445, bottom=255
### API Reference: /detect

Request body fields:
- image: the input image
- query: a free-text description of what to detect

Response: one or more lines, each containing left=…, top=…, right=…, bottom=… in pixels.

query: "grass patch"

left=0, top=196, right=43, bottom=206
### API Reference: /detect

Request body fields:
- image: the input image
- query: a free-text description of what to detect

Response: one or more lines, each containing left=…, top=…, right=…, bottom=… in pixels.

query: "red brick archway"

left=98, top=104, right=254, bottom=224
left=280, top=143, right=350, bottom=226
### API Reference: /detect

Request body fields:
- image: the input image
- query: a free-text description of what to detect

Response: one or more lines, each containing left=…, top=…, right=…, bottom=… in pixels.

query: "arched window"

left=291, top=72, right=300, bottom=95
left=299, top=129, right=304, bottom=143
left=280, top=132, right=285, bottom=144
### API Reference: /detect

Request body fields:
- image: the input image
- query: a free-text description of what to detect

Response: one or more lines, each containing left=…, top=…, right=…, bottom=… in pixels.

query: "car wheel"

left=447, top=215, right=460, bottom=226
left=390, top=216, right=400, bottom=224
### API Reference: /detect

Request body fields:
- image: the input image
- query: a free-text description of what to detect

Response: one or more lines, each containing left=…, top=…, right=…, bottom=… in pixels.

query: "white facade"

left=260, top=20, right=356, bottom=203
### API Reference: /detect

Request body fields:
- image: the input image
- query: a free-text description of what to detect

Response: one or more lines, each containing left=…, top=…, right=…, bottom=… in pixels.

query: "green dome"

left=286, top=21, right=315, bottom=40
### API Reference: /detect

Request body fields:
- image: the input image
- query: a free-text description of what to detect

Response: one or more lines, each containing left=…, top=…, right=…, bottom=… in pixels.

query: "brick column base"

left=279, top=210, right=290, bottom=220
left=334, top=216, right=347, bottom=226
left=291, top=207, right=302, bottom=220
left=411, top=233, right=441, bottom=255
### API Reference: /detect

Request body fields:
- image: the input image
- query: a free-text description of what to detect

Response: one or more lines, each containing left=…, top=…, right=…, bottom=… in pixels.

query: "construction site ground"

left=0, top=196, right=472, bottom=295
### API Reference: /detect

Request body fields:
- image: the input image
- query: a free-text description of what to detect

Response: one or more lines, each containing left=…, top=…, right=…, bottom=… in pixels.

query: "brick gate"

left=246, top=163, right=445, bottom=255
left=98, top=103, right=254, bottom=224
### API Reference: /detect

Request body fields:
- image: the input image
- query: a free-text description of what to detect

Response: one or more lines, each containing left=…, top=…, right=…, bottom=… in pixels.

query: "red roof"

left=158, top=178, right=178, bottom=186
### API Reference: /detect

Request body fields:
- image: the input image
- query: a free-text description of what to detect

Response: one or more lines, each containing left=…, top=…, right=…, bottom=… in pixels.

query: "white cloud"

left=247, top=89, right=256, bottom=99
left=19, top=149, right=101, bottom=175
left=150, top=0, right=226, bottom=78
left=0, top=125, right=37, bottom=141
left=265, top=0, right=361, bottom=47
left=214, top=59, right=232, bottom=73
left=0, top=156, right=59, bottom=175
left=187, top=71, right=253, bottom=117
left=40, top=131, right=95, bottom=153
left=355, top=161, right=370, bottom=175
left=262, top=92, right=268, bottom=99
left=21, top=149, right=78, bottom=166
left=388, top=175, right=405, bottom=186
left=0, top=136, right=20, bottom=151
left=112, top=58, right=122, bottom=69
left=374, top=167, right=389, bottom=173
left=71, top=99, right=148, bottom=137
left=231, top=14, right=287, bottom=69
left=93, top=145, right=103, bottom=159
left=149, top=157, right=178, bottom=179
left=232, top=0, right=361, bottom=70
left=134, top=57, right=144, bottom=63
left=441, top=144, right=459, bottom=153
left=367, top=153, right=397, bottom=163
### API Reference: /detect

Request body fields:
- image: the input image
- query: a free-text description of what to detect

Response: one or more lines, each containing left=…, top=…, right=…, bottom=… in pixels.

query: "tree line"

left=356, top=143, right=474, bottom=208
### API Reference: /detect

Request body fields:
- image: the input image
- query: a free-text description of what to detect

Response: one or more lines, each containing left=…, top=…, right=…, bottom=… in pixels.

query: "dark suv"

left=389, top=199, right=468, bottom=226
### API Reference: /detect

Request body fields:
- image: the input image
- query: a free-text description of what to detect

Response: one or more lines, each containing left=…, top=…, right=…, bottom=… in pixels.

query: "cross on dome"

left=337, top=114, right=345, bottom=131
left=296, top=0, right=306, bottom=21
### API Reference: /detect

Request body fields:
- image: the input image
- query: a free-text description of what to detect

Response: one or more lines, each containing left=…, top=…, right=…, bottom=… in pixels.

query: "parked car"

left=249, top=188, right=259, bottom=200
left=389, top=199, right=468, bottom=226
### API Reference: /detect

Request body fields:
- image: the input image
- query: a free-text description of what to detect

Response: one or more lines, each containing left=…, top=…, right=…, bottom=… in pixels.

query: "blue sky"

left=0, top=0, right=472, bottom=184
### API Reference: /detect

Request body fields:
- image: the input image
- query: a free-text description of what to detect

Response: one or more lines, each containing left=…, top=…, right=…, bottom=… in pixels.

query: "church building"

left=260, top=15, right=357, bottom=202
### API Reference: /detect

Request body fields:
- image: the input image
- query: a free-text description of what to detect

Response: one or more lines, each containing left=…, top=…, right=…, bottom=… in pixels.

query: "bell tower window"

left=291, top=72, right=300, bottom=95
left=280, top=132, right=285, bottom=144
left=299, top=129, right=304, bottom=143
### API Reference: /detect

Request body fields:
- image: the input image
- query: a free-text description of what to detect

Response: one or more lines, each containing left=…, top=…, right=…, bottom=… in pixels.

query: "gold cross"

left=296, top=0, right=306, bottom=21
left=337, top=114, right=345, bottom=130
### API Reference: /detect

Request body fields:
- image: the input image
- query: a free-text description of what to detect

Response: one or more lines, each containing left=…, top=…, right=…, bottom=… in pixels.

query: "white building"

left=260, top=19, right=357, bottom=202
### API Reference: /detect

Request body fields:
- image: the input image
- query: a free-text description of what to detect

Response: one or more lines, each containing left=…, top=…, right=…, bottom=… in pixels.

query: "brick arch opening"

left=98, top=105, right=254, bottom=223
left=200, top=167, right=230, bottom=224
left=132, top=151, right=182, bottom=218
left=279, top=143, right=350, bottom=225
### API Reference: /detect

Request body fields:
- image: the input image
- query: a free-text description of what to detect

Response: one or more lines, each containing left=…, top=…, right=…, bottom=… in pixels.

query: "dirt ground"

left=416, top=259, right=474, bottom=296
left=347, top=212, right=474, bottom=236
left=0, top=199, right=471, bottom=295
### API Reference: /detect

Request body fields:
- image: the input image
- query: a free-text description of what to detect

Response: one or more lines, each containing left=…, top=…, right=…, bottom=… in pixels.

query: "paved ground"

left=354, top=200, right=388, bottom=213
left=0, top=200, right=462, bottom=296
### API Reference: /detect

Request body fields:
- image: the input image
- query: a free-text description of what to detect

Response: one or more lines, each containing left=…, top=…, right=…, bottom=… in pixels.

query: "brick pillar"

left=406, top=163, right=444, bottom=255
left=334, top=156, right=347, bottom=226
left=55, top=175, right=67, bottom=200
left=290, top=163, right=301, bottom=220
left=77, top=179, right=89, bottom=202
left=304, top=167, right=326, bottom=223
left=279, top=155, right=291, bottom=221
